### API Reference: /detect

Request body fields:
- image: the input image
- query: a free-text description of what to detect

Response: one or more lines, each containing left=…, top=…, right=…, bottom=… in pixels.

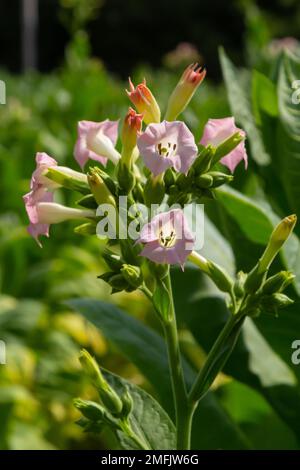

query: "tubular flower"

left=200, top=117, right=247, bottom=173
left=165, top=63, right=206, bottom=120
left=138, top=209, right=195, bottom=268
left=137, top=121, right=198, bottom=176
left=74, top=120, right=120, bottom=169
left=121, top=107, right=143, bottom=160
left=126, top=78, right=161, bottom=125
left=23, top=186, right=94, bottom=247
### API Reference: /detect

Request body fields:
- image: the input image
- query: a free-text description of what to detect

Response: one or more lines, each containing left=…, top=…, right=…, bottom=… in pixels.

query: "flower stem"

left=188, top=312, right=245, bottom=404
left=163, top=273, right=193, bottom=449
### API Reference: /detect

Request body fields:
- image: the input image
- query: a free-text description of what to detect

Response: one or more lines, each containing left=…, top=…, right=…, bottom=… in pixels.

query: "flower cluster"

left=24, top=63, right=248, bottom=271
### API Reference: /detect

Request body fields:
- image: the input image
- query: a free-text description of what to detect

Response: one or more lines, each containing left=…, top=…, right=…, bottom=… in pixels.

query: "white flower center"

left=156, top=141, right=177, bottom=158
left=158, top=226, right=177, bottom=248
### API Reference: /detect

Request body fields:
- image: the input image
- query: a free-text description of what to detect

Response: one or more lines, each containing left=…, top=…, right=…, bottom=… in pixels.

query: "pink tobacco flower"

left=138, top=209, right=195, bottom=268
left=23, top=187, right=54, bottom=247
left=200, top=117, right=247, bottom=173
left=137, top=121, right=198, bottom=176
left=30, top=152, right=58, bottom=190
left=126, top=79, right=161, bottom=125
left=23, top=187, right=95, bottom=247
left=74, top=120, right=120, bottom=169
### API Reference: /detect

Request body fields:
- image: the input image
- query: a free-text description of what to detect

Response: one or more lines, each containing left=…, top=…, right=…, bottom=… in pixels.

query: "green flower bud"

left=176, top=174, right=191, bottom=190
left=262, top=271, right=295, bottom=295
left=132, top=182, right=145, bottom=203
left=144, top=174, right=165, bottom=206
left=120, top=388, right=134, bottom=419
left=207, top=261, right=233, bottom=293
left=192, top=145, right=215, bottom=175
left=244, top=264, right=267, bottom=294
left=233, top=271, right=246, bottom=298
left=212, top=131, right=245, bottom=165
left=261, top=293, right=294, bottom=313
left=117, top=161, right=135, bottom=194
left=121, top=264, right=143, bottom=289
left=259, top=215, right=297, bottom=273
left=88, top=168, right=116, bottom=207
left=74, top=221, right=97, bottom=236
left=93, top=167, right=118, bottom=196
left=196, top=173, right=214, bottom=189
left=207, top=171, right=234, bottom=188
left=102, top=249, right=124, bottom=272
left=76, top=194, right=98, bottom=209
left=79, top=350, right=123, bottom=415
left=74, top=398, right=105, bottom=422
left=164, top=168, right=177, bottom=188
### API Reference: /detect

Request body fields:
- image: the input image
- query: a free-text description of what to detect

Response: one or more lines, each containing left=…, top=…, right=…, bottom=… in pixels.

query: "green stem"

left=188, top=312, right=245, bottom=404
left=163, top=273, right=194, bottom=449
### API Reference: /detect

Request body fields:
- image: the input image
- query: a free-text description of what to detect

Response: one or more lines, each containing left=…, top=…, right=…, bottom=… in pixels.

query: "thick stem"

left=163, top=273, right=192, bottom=449
left=188, top=312, right=245, bottom=404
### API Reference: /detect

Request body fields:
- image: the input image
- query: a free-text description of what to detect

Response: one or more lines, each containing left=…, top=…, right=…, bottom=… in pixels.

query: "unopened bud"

left=208, top=171, right=234, bottom=188
left=192, top=145, right=215, bottom=175
left=117, top=161, right=135, bottom=194
left=261, top=293, right=294, bottom=312
left=88, top=168, right=116, bottom=207
left=165, top=63, right=206, bottom=120
left=74, top=398, right=105, bottom=422
left=164, top=168, right=177, bottom=188
left=262, top=271, right=295, bottom=295
left=233, top=271, right=246, bottom=298
left=102, top=249, right=124, bottom=272
left=196, top=173, right=214, bottom=188
left=121, top=107, right=143, bottom=165
left=121, top=264, right=143, bottom=289
left=127, top=78, right=160, bottom=125
left=212, top=132, right=245, bottom=165
left=144, top=174, right=165, bottom=206
left=79, top=349, right=123, bottom=415
left=120, top=388, right=134, bottom=419
left=207, top=261, right=233, bottom=293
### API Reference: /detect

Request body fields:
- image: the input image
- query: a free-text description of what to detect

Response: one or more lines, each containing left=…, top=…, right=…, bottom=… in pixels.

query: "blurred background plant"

left=0, top=0, right=300, bottom=450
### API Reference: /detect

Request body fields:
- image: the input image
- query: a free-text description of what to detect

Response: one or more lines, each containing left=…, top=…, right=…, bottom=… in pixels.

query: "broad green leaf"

left=103, top=369, right=176, bottom=450
left=68, top=298, right=250, bottom=449
left=252, top=70, right=278, bottom=125
left=217, top=185, right=300, bottom=294
left=219, top=47, right=270, bottom=165
left=277, top=51, right=300, bottom=216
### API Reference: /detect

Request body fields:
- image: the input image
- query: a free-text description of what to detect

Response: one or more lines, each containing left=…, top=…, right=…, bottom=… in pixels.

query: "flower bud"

left=196, top=173, right=214, bottom=189
left=117, top=161, right=136, bottom=194
left=126, top=78, right=161, bottom=125
left=74, top=398, right=105, bottom=422
left=164, top=168, right=177, bottom=189
left=207, top=171, right=234, bottom=188
left=120, top=388, right=134, bottom=419
left=207, top=261, right=233, bottom=293
left=102, top=249, right=124, bottom=272
left=45, top=166, right=89, bottom=194
left=87, top=168, right=116, bottom=207
left=192, top=145, right=215, bottom=175
left=121, top=264, right=143, bottom=289
left=79, top=349, right=123, bottom=415
left=212, top=131, right=245, bottom=165
left=261, top=293, right=294, bottom=313
left=165, top=63, right=206, bottom=121
left=262, top=271, right=295, bottom=295
left=121, top=107, right=143, bottom=165
left=144, top=175, right=165, bottom=206
left=233, top=271, right=246, bottom=298
left=245, top=215, right=297, bottom=293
